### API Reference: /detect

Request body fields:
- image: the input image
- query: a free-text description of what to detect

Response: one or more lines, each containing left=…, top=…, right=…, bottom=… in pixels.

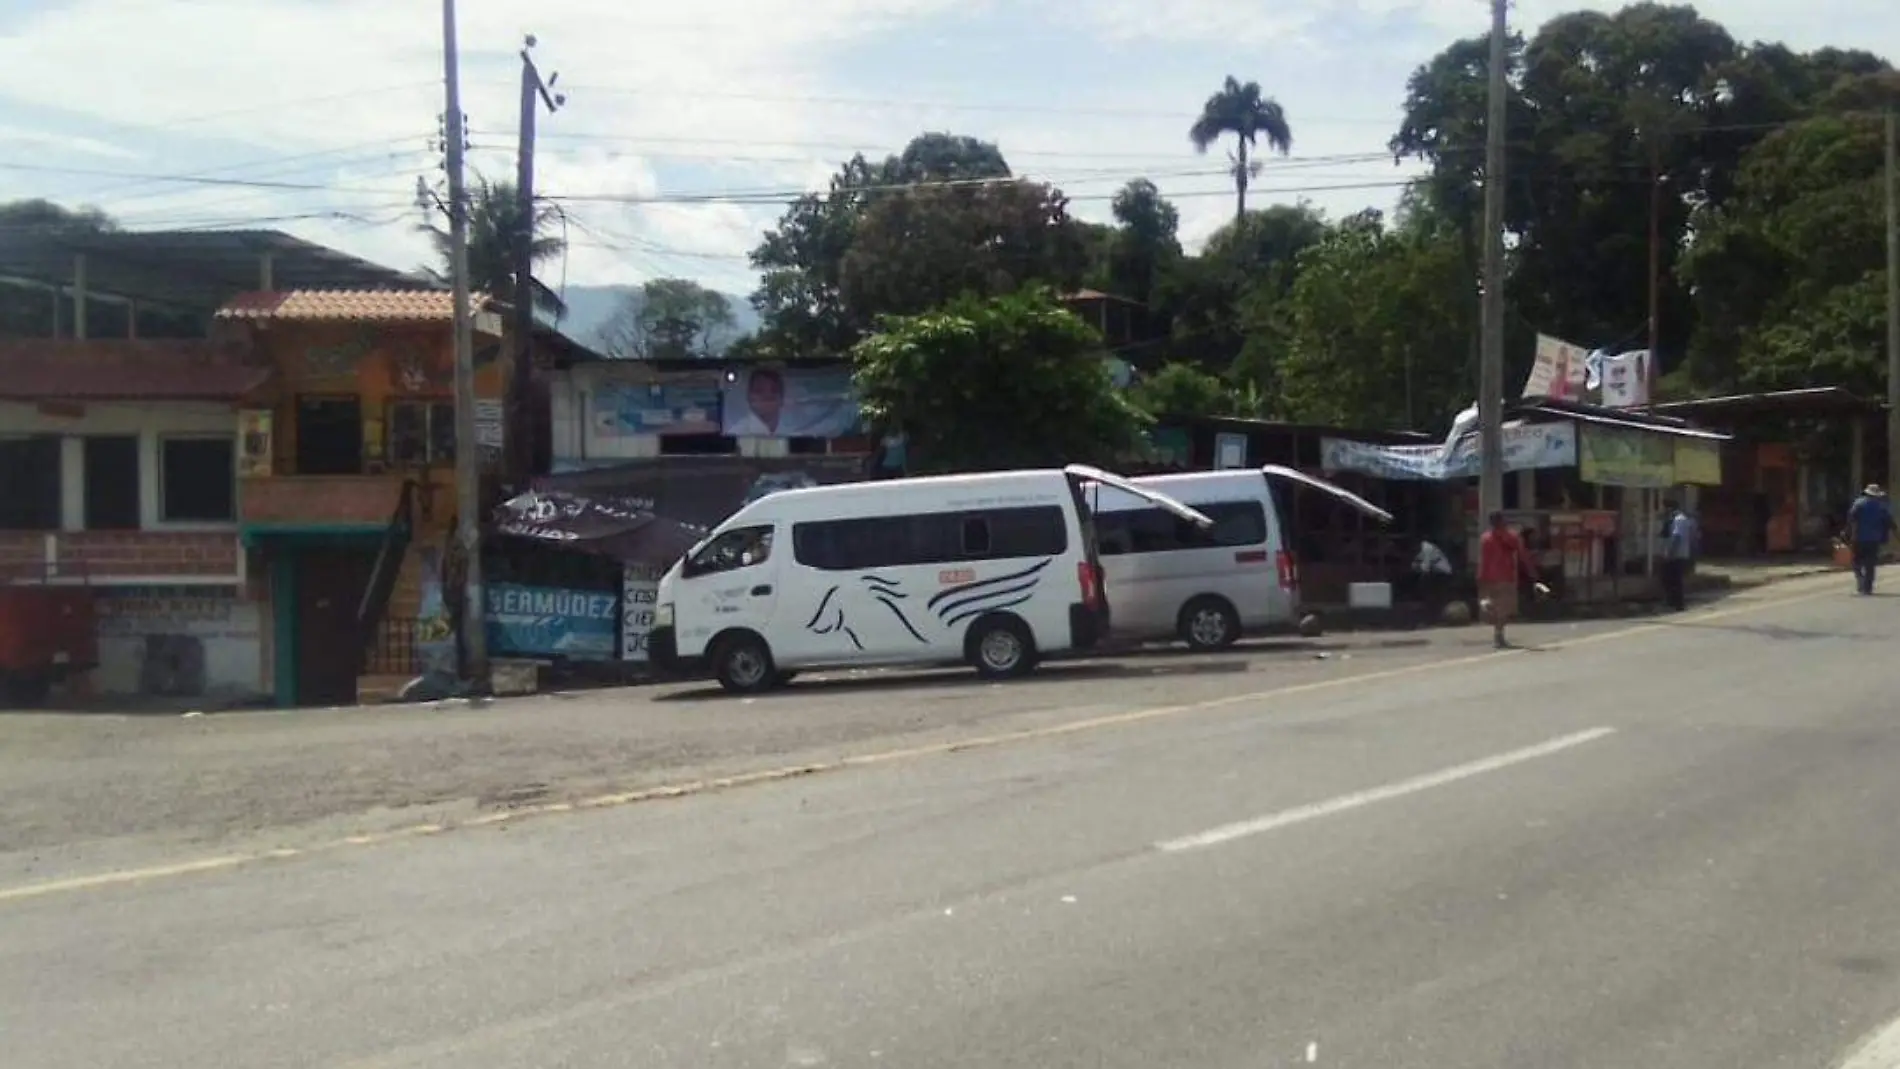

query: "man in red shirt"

left=1478, top=511, right=1542, bottom=649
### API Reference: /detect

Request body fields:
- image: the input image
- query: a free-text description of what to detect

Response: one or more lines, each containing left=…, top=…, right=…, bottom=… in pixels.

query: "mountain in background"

left=554, top=284, right=762, bottom=355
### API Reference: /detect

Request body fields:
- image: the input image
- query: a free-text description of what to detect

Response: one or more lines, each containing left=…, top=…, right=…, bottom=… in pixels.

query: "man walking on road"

left=1660, top=500, right=1696, bottom=612
left=1478, top=512, right=1544, bottom=649
left=1844, top=484, right=1898, bottom=595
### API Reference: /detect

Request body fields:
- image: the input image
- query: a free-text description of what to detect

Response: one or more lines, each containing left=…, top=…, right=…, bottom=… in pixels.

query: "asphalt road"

left=5, top=573, right=1900, bottom=1068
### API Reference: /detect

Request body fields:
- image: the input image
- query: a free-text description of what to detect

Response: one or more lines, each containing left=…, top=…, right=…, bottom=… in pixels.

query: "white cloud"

left=0, top=0, right=1894, bottom=303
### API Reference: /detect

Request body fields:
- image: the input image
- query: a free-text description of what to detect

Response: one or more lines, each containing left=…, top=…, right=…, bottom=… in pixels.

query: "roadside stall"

left=480, top=491, right=707, bottom=690
left=1322, top=401, right=1729, bottom=616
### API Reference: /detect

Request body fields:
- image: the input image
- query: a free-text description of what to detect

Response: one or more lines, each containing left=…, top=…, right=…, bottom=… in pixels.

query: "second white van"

left=648, top=464, right=1212, bottom=693
left=1089, top=465, right=1393, bottom=650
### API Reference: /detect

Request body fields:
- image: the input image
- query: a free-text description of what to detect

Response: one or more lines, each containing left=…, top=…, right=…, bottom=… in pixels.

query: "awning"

left=1556, top=407, right=1730, bottom=441
left=488, top=491, right=707, bottom=568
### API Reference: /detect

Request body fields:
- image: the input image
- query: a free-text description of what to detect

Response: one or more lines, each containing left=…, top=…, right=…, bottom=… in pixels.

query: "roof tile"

left=215, top=289, right=484, bottom=323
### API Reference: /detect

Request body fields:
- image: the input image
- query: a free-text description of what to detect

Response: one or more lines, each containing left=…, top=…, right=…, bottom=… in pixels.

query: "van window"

left=960, top=517, right=991, bottom=556
left=793, top=506, right=1067, bottom=571
left=683, top=525, right=774, bottom=577
left=1096, top=499, right=1266, bottom=556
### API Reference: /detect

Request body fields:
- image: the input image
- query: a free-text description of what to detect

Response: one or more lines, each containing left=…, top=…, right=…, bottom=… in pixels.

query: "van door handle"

left=750, top=585, right=773, bottom=596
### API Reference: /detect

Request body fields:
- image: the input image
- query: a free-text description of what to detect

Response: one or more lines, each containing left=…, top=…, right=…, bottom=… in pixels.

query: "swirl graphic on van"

left=804, top=574, right=929, bottom=650
left=802, top=560, right=1051, bottom=650
left=926, top=559, right=1051, bottom=627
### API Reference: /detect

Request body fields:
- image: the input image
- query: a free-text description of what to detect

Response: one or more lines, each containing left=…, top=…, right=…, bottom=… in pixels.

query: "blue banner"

left=593, top=381, right=723, bottom=436
left=485, top=584, right=618, bottom=661
left=720, top=367, right=861, bottom=438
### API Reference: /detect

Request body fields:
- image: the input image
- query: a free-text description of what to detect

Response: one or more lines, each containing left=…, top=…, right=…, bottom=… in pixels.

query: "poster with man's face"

left=719, top=367, right=861, bottom=438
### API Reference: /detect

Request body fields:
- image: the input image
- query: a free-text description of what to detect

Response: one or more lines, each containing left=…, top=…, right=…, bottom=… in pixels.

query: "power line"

left=548, top=81, right=1404, bottom=126
left=482, top=127, right=1396, bottom=164
left=133, top=82, right=439, bottom=130
left=70, top=136, right=433, bottom=201
left=0, top=159, right=404, bottom=194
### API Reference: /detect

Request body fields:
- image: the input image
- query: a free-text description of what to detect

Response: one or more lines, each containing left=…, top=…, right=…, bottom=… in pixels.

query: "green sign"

left=1579, top=425, right=1675, bottom=488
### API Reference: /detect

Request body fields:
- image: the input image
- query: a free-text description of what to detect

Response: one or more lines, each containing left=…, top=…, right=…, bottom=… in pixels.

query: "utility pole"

left=441, top=0, right=487, bottom=686
left=1886, top=108, right=1898, bottom=498
left=1647, top=139, right=1663, bottom=400
left=510, top=36, right=563, bottom=490
left=1477, top=0, right=1509, bottom=520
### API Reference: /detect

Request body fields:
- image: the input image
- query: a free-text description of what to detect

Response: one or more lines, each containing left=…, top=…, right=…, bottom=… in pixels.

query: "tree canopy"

left=850, top=287, right=1149, bottom=472
left=425, top=177, right=568, bottom=319
left=596, top=278, right=738, bottom=360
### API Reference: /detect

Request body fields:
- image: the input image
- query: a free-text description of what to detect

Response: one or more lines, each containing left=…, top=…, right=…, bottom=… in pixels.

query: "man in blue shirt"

left=1660, top=500, right=1697, bottom=611
left=1844, top=484, right=1898, bottom=595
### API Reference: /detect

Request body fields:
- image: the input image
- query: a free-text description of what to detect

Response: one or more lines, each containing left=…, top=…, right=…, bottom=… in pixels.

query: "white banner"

left=1321, top=422, right=1578, bottom=481
left=1599, top=350, right=1651, bottom=408
left=620, top=565, right=662, bottom=663
left=1524, top=334, right=1588, bottom=400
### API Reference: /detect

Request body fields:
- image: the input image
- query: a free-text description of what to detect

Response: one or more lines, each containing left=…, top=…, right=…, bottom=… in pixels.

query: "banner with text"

left=1523, top=334, right=1589, bottom=400
left=1321, top=422, right=1578, bottom=481
left=620, top=565, right=662, bottom=663
left=485, top=584, right=618, bottom=661
left=593, top=381, right=723, bottom=437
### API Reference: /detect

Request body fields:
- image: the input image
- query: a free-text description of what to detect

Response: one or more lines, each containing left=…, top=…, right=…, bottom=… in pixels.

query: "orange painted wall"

left=245, top=321, right=509, bottom=537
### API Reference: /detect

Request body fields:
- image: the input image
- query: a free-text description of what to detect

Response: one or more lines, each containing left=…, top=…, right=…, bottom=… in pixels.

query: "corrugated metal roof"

left=0, top=340, right=270, bottom=401
left=215, top=289, right=492, bottom=323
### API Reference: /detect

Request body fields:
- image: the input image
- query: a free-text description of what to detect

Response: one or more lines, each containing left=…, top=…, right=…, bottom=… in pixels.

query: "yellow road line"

left=0, top=577, right=1841, bottom=905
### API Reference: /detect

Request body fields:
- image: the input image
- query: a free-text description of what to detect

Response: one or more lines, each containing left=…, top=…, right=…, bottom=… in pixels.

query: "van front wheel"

left=712, top=633, right=778, bottom=694
left=967, top=615, right=1038, bottom=680
left=1180, top=596, right=1240, bottom=651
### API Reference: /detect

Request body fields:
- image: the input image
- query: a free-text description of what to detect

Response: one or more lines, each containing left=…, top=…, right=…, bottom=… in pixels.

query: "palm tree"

left=424, top=177, right=568, bottom=319
left=1189, top=76, right=1293, bottom=222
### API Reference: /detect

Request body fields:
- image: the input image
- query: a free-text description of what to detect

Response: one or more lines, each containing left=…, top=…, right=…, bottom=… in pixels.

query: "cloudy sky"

left=0, top=0, right=1894, bottom=299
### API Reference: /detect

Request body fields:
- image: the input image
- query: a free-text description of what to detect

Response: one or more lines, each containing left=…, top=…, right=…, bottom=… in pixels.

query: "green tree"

left=1189, top=76, right=1293, bottom=222
left=839, top=179, right=1087, bottom=321
left=1104, top=179, right=1182, bottom=310
left=597, top=278, right=738, bottom=360
left=1274, top=212, right=1473, bottom=431
left=1128, top=362, right=1241, bottom=419
left=425, top=177, right=568, bottom=318
left=1391, top=4, right=1887, bottom=382
left=850, top=287, right=1149, bottom=472
left=1679, top=76, right=1900, bottom=394
left=1164, top=203, right=1329, bottom=382
left=750, top=132, right=1057, bottom=359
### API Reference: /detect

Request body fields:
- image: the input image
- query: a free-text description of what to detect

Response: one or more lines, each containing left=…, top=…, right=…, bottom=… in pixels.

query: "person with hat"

left=1843, top=484, right=1898, bottom=595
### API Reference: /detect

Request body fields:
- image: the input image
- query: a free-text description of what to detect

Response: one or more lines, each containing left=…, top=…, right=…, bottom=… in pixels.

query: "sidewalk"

left=1692, top=556, right=1841, bottom=592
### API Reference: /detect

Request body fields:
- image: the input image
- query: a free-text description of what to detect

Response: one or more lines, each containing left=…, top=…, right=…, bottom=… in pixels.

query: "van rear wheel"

left=1180, top=596, right=1240, bottom=651
left=967, top=615, right=1038, bottom=680
left=712, top=633, right=778, bottom=694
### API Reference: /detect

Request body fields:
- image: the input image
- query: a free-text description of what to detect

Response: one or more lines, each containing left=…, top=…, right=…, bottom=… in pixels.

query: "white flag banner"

left=1524, top=334, right=1589, bottom=400
left=1440, top=403, right=1479, bottom=461
left=1599, top=350, right=1651, bottom=408
left=1583, top=348, right=1608, bottom=390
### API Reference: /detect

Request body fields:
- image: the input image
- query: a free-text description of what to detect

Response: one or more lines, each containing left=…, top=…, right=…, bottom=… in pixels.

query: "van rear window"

left=793, top=507, right=1068, bottom=571
left=1095, top=499, right=1266, bottom=556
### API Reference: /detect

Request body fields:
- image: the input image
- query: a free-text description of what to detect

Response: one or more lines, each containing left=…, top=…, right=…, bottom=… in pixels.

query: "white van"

left=1089, top=465, right=1393, bottom=650
left=648, top=465, right=1212, bottom=693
